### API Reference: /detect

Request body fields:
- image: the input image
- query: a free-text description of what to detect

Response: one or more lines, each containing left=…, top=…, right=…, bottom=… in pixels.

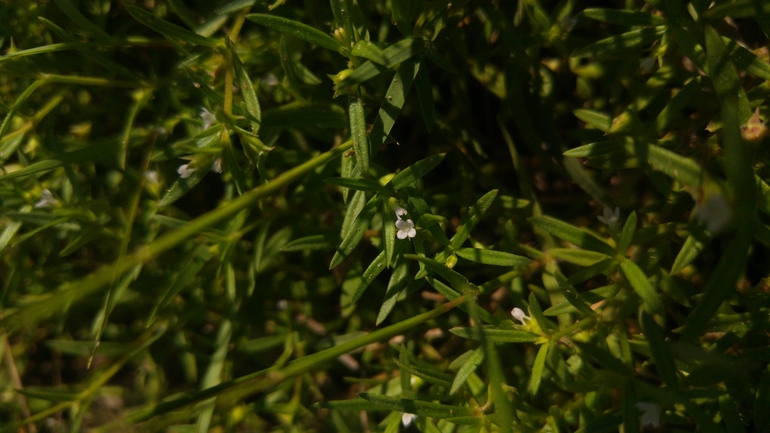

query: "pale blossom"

left=401, top=413, right=417, bottom=427
left=211, top=158, right=222, bottom=174
left=597, top=206, right=620, bottom=228
left=396, top=218, right=416, bottom=240
left=511, top=307, right=531, bottom=325
left=177, top=163, right=196, bottom=179
left=200, top=107, right=216, bottom=129
left=34, top=189, right=59, bottom=208
left=144, top=170, right=159, bottom=184
left=394, top=206, right=407, bottom=220
left=635, top=402, right=661, bottom=428
left=692, top=194, right=732, bottom=234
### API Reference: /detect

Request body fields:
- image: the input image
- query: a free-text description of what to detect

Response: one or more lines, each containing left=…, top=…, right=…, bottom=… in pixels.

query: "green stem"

left=92, top=294, right=472, bottom=430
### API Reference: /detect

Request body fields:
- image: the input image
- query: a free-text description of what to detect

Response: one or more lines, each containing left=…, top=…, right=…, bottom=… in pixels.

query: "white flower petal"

left=401, top=413, right=417, bottom=427
left=636, top=402, right=661, bottom=427
left=394, top=206, right=407, bottom=219
left=395, top=219, right=410, bottom=230
left=511, top=307, right=531, bottom=324
left=178, top=164, right=196, bottom=179
left=200, top=107, right=216, bottom=129
left=407, top=227, right=416, bottom=238
left=397, top=230, right=408, bottom=240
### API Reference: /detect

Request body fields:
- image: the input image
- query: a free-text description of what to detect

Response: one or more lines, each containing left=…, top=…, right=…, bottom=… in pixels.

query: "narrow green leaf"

left=573, top=109, right=612, bottom=132
left=755, top=365, right=770, bottom=431
left=619, top=258, right=664, bottom=315
left=231, top=48, right=261, bottom=132
left=281, top=234, right=337, bottom=252
left=385, top=153, right=446, bottom=191
left=572, top=26, right=665, bottom=58
left=450, top=347, right=484, bottom=394
left=414, top=65, right=436, bottom=131
left=652, top=77, right=700, bottom=132
left=246, top=13, right=342, bottom=51
left=0, top=79, right=45, bottom=140
left=454, top=248, right=531, bottom=267
left=574, top=341, right=628, bottom=373
left=369, top=57, right=420, bottom=155
left=391, top=358, right=453, bottom=388
left=352, top=251, right=387, bottom=303
left=348, top=95, right=369, bottom=173
left=450, top=189, right=498, bottom=250
left=158, top=165, right=213, bottom=208
left=581, top=8, right=665, bottom=26
left=382, top=199, right=396, bottom=267
left=705, top=25, right=754, bottom=225
left=529, top=216, right=616, bottom=257
left=449, top=327, right=539, bottom=343
left=261, top=103, right=346, bottom=128
left=376, top=257, right=409, bottom=325
left=126, top=5, right=220, bottom=46
left=702, top=1, right=770, bottom=19
left=391, top=0, right=418, bottom=37
left=324, top=177, right=382, bottom=192
left=341, top=190, right=366, bottom=240
left=543, top=284, right=620, bottom=316
left=641, top=313, right=678, bottom=388
left=0, top=220, right=22, bottom=254
left=618, top=211, right=637, bottom=254
left=330, top=195, right=378, bottom=269
left=528, top=343, right=549, bottom=395
left=357, top=393, right=472, bottom=418
left=351, top=40, right=388, bottom=65
left=567, top=259, right=618, bottom=284
left=425, top=276, right=497, bottom=325
left=548, top=249, right=611, bottom=267
left=340, top=151, right=355, bottom=203
left=683, top=227, right=752, bottom=340
left=671, top=225, right=710, bottom=274
left=404, top=254, right=476, bottom=294
left=425, top=47, right=458, bottom=74
left=52, top=0, right=114, bottom=42
left=563, top=140, right=622, bottom=158
left=553, top=270, right=595, bottom=317
left=528, top=292, right=554, bottom=332
left=338, top=39, right=425, bottom=87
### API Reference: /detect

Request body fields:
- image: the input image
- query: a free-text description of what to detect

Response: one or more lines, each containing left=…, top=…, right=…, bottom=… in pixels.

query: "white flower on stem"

left=635, top=402, right=661, bottom=428
left=200, top=107, right=216, bottom=129
left=34, top=189, right=59, bottom=208
left=511, top=307, right=531, bottom=325
left=177, top=163, right=196, bottom=179
left=401, top=413, right=417, bottom=427
left=396, top=218, right=416, bottom=240
left=640, top=56, right=657, bottom=74
left=597, top=206, right=620, bottom=228
left=394, top=206, right=407, bottom=220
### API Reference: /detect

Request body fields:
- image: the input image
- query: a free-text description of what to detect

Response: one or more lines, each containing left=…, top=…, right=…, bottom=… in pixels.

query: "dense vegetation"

left=2, top=0, right=770, bottom=432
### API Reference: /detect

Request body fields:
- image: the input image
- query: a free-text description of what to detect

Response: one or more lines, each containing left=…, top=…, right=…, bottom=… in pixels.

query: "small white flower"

left=200, top=107, right=216, bottom=129
left=34, top=189, right=59, bottom=208
left=211, top=158, right=223, bottom=174
left=597, top=206, right=620, bottom=228
left=636, top=402, right=661, bottom=428
left=144, top=170, right=159, bottom=184
left=394, top=206, right=407, bottom=220
left=511, top=307, right=531, bottom=325
left=640, top=56, right=657, bottom=74
left=396, top=218, right=416, bottom=240
left=177, top=163, right=196, bottom=179
left=692, top=194, right=732, bottom=234
left=401, top=413, right=417, bottom=427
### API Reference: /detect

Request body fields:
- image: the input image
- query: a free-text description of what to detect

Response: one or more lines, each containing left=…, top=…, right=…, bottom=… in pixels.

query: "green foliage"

left=2, top=1, right=770, bottom=432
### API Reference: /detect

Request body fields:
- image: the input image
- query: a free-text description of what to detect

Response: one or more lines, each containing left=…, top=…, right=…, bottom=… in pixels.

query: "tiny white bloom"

left=177, top=163, right=196, bottom=179
left=511, top=307, right=531, bottom=325
left=34, top=189, right=59, bottom=208
left=640, top=56, right=657, bottom=74
left=692, top=194, right=732, bottom=234
left=636, top=402, right=661, bottom=428
left=211, top=158, right=223, bottom=174
left=401, top=413, right=417, bottom=427
left=200, top=107, right=216, bottom=129
left=394, top=206, right=407, bottom=220
left=144, top=170, right=159, bottom=184
left=597, top=206, right=620, bottom=227
left=396, top=218, right=416, bottom=240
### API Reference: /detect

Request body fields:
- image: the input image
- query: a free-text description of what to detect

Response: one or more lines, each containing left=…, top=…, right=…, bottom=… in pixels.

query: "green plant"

left=2, top=1, right=770, bottom=432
